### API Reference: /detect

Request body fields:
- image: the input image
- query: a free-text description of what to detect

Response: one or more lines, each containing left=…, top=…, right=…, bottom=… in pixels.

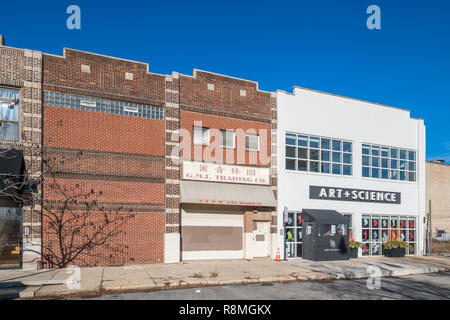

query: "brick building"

left=0, top=36, right=42, bottom=269
left=40, top=48, right=168, bottom=266
left=426, top=161, right=450, bottom=236
left=38, top=47, right=279, bottom=266
left=0, top=36, right=280, bottom=268
left=166, top=70, right=278, bottom=262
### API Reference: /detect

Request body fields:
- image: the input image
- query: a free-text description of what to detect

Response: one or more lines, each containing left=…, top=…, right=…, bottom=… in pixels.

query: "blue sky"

left=1, top=0, right=449, bottom=162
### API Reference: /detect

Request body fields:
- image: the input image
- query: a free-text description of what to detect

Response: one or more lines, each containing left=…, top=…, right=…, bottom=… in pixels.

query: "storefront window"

left=361, top=214, right=417, bottom=256
left=285, top=212, right=302, bottom=258
left=0, top=207, right=21, bottom=268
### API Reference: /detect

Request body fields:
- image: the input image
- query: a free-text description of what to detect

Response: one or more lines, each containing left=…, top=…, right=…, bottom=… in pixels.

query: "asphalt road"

left=75, top=272, right=450, bottom=300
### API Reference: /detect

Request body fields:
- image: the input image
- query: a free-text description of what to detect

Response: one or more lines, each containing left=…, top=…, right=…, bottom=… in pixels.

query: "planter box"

left=384, top=247, right=406, bottom=257
left=349, top=248, right=358, bottom=259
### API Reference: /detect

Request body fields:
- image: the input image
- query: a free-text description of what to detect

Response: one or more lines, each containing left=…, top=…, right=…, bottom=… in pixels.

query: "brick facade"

left=42, top=49, right=167, bottom=267
left=0, top=41, right=43, bottom=269
left=178, top=70, right=278, bottom=237
left=1, top=38, right=278, bottom=268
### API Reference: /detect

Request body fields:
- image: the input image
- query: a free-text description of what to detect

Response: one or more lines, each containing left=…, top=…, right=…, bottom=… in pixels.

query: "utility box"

left=302, top=209, right=349, bottom=261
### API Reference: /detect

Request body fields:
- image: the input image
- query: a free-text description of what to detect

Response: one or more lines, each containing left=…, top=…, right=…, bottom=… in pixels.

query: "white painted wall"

left=164, top=233, right=180, bottom=264
left=277, top=87, right=426, bottom=258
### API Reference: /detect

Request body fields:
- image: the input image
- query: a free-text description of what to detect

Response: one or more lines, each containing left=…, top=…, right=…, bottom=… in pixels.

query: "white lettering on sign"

left=182, top=161, right=270, bottom=185
left=314, top=186, right=400, bottom=204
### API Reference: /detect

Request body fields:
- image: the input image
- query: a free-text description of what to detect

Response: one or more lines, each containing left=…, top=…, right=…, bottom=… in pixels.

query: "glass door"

left=0, top=207, right=21, bottom=268
left=285, top=212, right=303, bottom=258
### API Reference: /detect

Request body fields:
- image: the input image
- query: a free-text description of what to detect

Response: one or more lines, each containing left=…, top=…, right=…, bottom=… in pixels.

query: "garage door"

left=181, top=209, right=244, bottom=260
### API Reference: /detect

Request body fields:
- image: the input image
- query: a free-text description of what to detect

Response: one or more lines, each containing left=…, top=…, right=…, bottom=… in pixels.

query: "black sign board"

left=309, top=185, right=401, bottom=204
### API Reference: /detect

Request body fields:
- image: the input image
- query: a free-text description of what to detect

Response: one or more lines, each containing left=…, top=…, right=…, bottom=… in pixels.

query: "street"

left=74, top=272, right=450, bottom=300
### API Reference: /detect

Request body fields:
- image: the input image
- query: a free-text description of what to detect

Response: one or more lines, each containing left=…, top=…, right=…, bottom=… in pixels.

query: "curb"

left=11, top=266, right=450, bottom=299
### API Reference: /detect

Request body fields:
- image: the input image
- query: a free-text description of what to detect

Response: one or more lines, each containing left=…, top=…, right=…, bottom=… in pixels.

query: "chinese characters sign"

left=182, top=161, right=270, bottom=185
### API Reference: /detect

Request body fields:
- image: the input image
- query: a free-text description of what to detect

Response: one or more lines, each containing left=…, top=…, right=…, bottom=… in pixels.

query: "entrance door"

left=285, top=212, right=303, bottom=258
left=252, top=221, right=269, bottom=257
left=0, top=207, right=21, bottom=268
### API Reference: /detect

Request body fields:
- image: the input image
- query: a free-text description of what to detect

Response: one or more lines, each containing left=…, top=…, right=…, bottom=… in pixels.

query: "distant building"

left=426, top=161, right=450, bottom=236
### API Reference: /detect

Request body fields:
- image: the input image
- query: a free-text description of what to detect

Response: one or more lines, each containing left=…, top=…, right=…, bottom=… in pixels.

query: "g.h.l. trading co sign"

left=182, top=161, right=270, bottom=185
left=309, top=185, right=401, bottom=204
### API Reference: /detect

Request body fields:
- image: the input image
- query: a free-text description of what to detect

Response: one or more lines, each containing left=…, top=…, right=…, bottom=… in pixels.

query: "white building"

left=276, top=87, right=426, bottom=259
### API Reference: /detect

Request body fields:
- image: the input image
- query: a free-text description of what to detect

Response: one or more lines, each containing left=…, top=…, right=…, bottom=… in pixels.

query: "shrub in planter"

left=349, top=240, right=361, bottom=259
left=383, top=239, right=407, bottom=257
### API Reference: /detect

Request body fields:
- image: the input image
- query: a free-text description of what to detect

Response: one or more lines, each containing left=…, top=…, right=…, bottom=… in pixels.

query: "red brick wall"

left=179, top=70, right=271, bottom=120
left=45, top=178, right=164, bottom=204
left=42, top=211, right=165, bottom=266
left=180, top=110, right=271, bottom=166
left=44, top=106, right=164, bottom=155
left=42, top=50, right=167, bottom=267
left=44, top=49, right=165, bottom=103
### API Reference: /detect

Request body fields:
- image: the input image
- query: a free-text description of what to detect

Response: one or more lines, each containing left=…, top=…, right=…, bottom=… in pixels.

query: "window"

left=318, top=224, right=346, bottom=236
left=44, top=91, right=163, bottom=120
left=0, top=207, right=21, bottom=268
left=344, top=215, right=353, bottom=240
left=362, top=143, right=417, bottom=182
left=245, top=133, right=259, bottom=151
left=285, top=212, right=303, bottom=258
left=193, top=126, right=210, bottom=145
left=220, top=130, right=235, bottom=148
left=361, top=215, right=417, bottom=256
left=0, top=88, right=20, bottom=141
left=285, top=133, right=353, bottom=176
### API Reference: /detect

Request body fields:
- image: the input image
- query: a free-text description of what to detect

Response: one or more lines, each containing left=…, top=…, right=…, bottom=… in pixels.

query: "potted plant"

left=349, top=240, right=361, bottom=258
left=383, top=239, right=407, bottom=257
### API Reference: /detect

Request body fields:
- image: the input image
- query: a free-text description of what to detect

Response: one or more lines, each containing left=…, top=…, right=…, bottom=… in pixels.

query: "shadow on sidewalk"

left=0, top=268, right=56, bottom=284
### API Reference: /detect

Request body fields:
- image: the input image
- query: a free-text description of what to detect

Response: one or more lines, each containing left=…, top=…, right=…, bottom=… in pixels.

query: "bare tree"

left=1, top=141, right=136, bottom=268
left=0, top=143, right=41, bottom=205
left=42, top=176, right=135, bottom=268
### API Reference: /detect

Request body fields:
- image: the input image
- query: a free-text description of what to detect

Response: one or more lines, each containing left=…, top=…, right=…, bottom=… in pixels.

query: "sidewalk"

left=0, top=255, right=449, bottom=299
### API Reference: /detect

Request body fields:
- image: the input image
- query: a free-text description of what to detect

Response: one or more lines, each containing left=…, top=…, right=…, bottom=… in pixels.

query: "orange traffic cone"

left=275, top=248, right=281, bottom=261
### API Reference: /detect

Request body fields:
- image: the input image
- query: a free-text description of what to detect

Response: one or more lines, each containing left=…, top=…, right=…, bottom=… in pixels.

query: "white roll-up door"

left=181, top=208, right=244, bottom=260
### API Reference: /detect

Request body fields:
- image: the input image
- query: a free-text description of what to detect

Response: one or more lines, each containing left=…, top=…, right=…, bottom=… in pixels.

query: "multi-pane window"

left=362, top=144, right=416, bottom=182
left=193, top=126, right=210, bottom=145
left=361, top=215, right=417, bottom=256
left=285, top=212, right=303, bottom=258
left=220, top=130, right=235, bottom=148
left=44, top=91, right=164, bottom=120
left=245, top=133, right=259, bottom=151
left=0, top=88, right=20, bottom=141
left=285, top=133, right=353, bottom=176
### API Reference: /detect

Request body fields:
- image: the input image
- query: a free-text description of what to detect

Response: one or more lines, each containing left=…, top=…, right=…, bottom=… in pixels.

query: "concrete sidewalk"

left=0, top=255, right=449, bottom=299
left=287, top=255, right=450, bottom=279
